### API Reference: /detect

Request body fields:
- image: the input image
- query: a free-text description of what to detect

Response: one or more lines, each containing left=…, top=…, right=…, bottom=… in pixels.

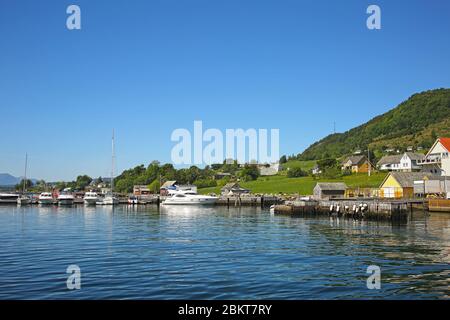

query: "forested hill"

left=298, top=88, right=450, bottom=160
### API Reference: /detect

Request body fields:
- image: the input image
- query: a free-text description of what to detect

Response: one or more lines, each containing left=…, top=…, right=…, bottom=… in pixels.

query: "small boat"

left=0, top=193, right=20, bottom=204
left=98, top=193, right=119, bottom=205
left=58, top=191, right=74, bottom=206
left=17, top=195, right=31, bottom=205
left=128, top=196, right=138, bottom=205
left=38, top=192, right=54, bottom=205
left=17, top=153, right=31, bottom=205
left=83, top=191, right=99, bottom=205
left=162, top=190, right=218, bottom=205
left=97, top=130, right=119, bottom=206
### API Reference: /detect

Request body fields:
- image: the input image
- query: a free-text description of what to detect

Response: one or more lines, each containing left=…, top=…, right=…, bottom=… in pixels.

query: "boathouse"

left=313, top=182, right=347, bottom=200
left=133, top=185, right=151, bottom=196
left=221, top=182, right=250, bottom=196
left=379, top=172, right=440, bottom=198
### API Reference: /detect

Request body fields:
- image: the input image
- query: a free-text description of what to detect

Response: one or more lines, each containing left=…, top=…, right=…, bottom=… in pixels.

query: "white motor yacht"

left=162, top=190, right=218, bottom=205
left=0, top=193, right=20, bottom=204
left=38, top=192, right=54, bottom=205
left=58, top=192, right=74, bottom=206
left=83, top=191, right=99, bottom=205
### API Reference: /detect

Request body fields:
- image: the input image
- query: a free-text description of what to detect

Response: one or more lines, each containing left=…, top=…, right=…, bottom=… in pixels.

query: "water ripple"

left=0, top=205, right=449, bottom=299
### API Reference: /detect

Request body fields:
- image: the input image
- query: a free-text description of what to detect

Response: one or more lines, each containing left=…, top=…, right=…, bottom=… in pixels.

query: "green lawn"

left=199, top=172, right=387, bottom=195
left=280, top=160, right=317, bottom=172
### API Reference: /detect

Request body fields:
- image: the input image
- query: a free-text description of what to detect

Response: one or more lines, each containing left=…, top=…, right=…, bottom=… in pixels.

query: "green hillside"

left=198, top=173, right=387, bottom=195
left=298, top=88, right=450, bottom=160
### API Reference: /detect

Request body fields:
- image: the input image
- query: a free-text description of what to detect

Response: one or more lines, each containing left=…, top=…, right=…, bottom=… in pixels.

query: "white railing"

left=418, top=157, right=441, bottom=165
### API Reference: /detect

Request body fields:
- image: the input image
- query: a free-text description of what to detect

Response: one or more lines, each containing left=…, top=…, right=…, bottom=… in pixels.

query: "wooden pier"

left=272, top=198, right=426, bottom=222
left=428, top=199, right=450, bottom=212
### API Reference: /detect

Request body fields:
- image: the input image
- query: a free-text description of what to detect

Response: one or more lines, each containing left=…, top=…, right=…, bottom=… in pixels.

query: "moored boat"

left=58, top=192, right=74, bottom=206
left=162, top=190, right=217, bottom=205
left=38, top=192, right=54, bottom=205
left=83, top=191, right=99, bottom=205
left=17, top=195, right=31, bottom=205
left=17, top=153, right=31, bottom=206
left=0, top=193, right=20, bottom=204
left=128, top=196, right=138, bottom=205
left=98, top=194, right=119, bottom=205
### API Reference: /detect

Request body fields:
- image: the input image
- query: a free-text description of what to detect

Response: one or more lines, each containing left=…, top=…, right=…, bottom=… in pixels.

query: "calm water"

left=0, top=205, right=449, bottom=300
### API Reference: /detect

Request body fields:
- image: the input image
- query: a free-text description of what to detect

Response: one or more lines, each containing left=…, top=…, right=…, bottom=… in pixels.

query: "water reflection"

left=0, top=205, right=449, bottom=299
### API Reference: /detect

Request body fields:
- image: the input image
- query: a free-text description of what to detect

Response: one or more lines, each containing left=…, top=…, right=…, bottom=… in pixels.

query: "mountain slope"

left=298, top=88, right=450, bottom=160
left=0, top=174, right=20, bottom=186
left=0, top=173, right=38, bottom=186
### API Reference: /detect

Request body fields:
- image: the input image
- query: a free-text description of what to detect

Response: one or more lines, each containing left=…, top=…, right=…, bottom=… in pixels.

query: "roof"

left=221, top=182, right=240, bottom=190
left=404, top=152, right=425, bottom=161
left=161, top=180, right=177, bottom=189
left=377, top=154, right=402, bottom=166
left=342, top=155, right=367, bottom=166
left=315, top=182, right=347, bottom=191
left=439, top=137, right=450, bottom=152
left=381, top=172, right=441, bottom=188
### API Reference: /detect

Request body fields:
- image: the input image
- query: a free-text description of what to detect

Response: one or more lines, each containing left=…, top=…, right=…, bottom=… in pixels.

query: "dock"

left=272, top=198, right=428, bottom=222
left=428, top=199, right=450, bottom=212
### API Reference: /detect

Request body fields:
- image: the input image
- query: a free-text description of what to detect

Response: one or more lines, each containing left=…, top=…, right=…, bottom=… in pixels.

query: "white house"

left=258, top=162, right=280, bottom=176
left=377, top=152, right=423, bottom=172
left=418, top=137, right=450, bottom=176
left=312, top=164, right=322, bottom=175
left=377, top=154, right=402, bottom=171
left=399, top=152, right=424, bottom=171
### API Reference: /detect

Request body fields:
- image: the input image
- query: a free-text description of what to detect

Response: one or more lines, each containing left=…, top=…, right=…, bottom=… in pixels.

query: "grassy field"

left=199, top=172, right=387, bottom=195
left=280, top=160, right=317, bottom=172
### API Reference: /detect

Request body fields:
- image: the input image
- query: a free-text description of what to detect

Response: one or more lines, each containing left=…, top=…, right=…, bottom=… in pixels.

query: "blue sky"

left=1, top=0, right=450, bottom=181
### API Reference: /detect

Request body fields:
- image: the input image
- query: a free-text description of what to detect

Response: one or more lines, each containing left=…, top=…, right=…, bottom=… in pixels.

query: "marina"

left=0, top=204, right=448, bottom=299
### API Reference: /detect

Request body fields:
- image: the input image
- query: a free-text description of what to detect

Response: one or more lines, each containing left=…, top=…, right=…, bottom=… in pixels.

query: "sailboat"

left=17, top=153, right=31, bottom=206
left=98, top=130, right=119, bottom=205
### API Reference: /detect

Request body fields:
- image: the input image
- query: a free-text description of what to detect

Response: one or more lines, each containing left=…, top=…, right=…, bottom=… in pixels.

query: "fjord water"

left=0, top=205, right=448, bottom=299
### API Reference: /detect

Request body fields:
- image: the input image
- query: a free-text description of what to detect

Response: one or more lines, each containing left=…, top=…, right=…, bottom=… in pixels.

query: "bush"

left=287, top=167, right=307, bottom=178
left=193, top=179, right=217, bottom=189
left=239, top=164, right=260, bottom=181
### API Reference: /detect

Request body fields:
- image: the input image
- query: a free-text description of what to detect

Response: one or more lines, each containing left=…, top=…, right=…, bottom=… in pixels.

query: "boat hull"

left=17, top=198, right=31, bottom=205
left=58, top=199, right=74, bottom=206
left=0, top=194, right=20, bottom=204
left=162, top=199, right=217, bottom=205
left=84, top=198, right=98, bottom=205
left=38, top=199, right=54, bottom=205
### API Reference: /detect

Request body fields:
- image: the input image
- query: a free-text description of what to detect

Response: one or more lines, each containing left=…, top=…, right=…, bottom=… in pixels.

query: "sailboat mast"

left=23, top=153, right=28, bottom=193
left=111, top=129, right=115, bottom=194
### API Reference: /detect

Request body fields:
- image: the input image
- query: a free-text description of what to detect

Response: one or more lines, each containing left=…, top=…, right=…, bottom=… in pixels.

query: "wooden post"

left=261, top=196, right=264, bottom=209
left=410, top=202, right=413, bottom=220
left=157, top=196, right=160, bottom=207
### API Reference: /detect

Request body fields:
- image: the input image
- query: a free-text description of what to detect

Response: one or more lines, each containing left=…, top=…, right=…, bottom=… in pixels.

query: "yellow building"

left=379, top=172, right=439, bottom=199
left=341, top=155, right=371, bottom=173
